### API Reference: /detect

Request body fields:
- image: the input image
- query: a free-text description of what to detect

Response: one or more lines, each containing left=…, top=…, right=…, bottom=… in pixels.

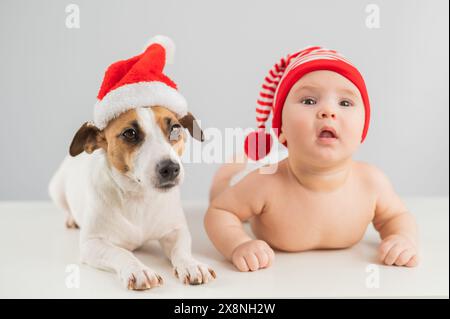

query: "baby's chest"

left=254, top=191, right=376, bottom=250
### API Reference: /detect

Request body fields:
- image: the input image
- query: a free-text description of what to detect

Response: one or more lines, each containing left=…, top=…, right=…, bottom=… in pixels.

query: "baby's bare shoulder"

left=211, top=163, right=283, bottom=217
left=353, top=161, right=392, bottom=190
left=240, top=162, right=284, bottom=188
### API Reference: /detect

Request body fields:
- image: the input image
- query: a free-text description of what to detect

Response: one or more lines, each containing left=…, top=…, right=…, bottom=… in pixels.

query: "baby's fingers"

left=405, top=255, right=419, bottom=267
left=379, top=239, right=397, bottom=262
left=233, top=256, right=249, bottom=272
left=395, top=249, right=415, bottom=266
left=244, top=253, right=260, bottom=271
left=264, top=247, right=275, bottom=267
left=384, top=243, right=405, bottom=266
left=254, top=250, right=270, bottom=269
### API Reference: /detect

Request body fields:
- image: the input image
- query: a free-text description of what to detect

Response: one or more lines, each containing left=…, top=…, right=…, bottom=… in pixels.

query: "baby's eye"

left=339, top=100, right=353, bottom=107
left=301, top=98, right=316, bottom=105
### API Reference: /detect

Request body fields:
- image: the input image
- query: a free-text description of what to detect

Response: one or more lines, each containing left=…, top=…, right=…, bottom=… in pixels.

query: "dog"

left=49, top=105, right=216, bottom=290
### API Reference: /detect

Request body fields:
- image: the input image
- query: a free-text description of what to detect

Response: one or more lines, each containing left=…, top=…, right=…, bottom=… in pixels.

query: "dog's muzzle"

left=155, top=159, right=180, bottom=189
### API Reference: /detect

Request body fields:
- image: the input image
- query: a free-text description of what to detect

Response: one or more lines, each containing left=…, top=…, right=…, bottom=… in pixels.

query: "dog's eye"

left=169, top=124, right=182, bottom=141
left=122, top=128, right=137, bottom=141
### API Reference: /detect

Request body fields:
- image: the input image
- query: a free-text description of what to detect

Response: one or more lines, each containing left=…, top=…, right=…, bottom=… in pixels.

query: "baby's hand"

left=379, top=234, right=419, bottom=267
left=231, top=240, right=275, bottom=272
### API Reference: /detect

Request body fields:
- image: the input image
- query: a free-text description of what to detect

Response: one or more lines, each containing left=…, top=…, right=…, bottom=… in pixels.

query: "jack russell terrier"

left=49, top=36, right=216, bottom=290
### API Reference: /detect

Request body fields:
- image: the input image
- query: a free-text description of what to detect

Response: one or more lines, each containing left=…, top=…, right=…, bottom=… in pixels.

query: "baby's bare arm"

left=370, top=166, right=419, bottom=266
left=371, top=167, right=417, bottom=242
left=204, top=170, right=268, bottom=260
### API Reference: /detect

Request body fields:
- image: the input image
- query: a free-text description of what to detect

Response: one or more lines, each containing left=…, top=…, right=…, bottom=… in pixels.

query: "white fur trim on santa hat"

left=146, top=35, right=175, bottom=64
left=94, top=81, right=188, bottom=129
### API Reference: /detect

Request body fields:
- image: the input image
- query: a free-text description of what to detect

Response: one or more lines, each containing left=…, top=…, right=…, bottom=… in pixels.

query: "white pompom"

left=146, top=35, right=176, bottom=64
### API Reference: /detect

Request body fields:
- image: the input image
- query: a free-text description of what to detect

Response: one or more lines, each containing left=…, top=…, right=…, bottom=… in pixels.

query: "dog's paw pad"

left=174, top=261, right=216, bottom=285
left=120, top=265, right=163, bottom=291
left=65, top=217, right=79, bottom=229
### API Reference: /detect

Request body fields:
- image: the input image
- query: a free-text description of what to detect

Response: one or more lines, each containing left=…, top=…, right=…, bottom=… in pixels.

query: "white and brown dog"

left=49, top=106, right=215, bottom=290
left=49, top=36, right=216, bottom=290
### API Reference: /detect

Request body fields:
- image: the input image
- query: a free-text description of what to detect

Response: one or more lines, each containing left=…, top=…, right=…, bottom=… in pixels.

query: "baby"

left=204, top=46, right=419, bottom=272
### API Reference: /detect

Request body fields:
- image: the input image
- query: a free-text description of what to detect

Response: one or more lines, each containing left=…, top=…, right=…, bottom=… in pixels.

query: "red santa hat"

left=244, top=46, right=371, bottom=161
left=94, top=35, right=187, bottom=129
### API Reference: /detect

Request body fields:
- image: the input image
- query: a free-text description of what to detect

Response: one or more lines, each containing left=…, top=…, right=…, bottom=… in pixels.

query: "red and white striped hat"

left=94, top=35, right=187, bottom=129
left=244, top=46, right=371, bottom=161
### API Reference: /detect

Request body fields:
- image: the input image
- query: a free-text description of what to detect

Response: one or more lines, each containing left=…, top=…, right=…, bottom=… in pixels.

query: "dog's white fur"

left=49, top=107, right=215, bottom=290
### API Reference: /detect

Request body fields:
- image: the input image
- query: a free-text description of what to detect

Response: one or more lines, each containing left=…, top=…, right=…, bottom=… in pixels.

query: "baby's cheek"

left=283, top=107, right=312, bottom=139
left=342, top=113, right=365, bottom=147
left=353, top=111, right=366, bottom=139
left=285, top=119, right=311, bottom=147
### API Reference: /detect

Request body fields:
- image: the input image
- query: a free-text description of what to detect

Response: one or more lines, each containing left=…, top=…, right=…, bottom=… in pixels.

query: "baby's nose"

left=317, top=109, right=336, bottom=119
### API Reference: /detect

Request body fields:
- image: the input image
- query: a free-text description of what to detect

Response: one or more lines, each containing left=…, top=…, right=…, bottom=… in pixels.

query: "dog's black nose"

left=156, top=159, right=180, bottom=183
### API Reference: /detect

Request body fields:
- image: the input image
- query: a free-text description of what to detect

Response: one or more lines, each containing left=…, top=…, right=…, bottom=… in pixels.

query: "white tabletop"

left=0, top=197, right=448, bottom=298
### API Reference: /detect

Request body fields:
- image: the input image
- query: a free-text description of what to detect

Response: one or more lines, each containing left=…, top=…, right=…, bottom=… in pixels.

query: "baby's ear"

left=179, top=112, right=204, bottom=142
left=69, top=122, right=106, bottom=157
left=278, top=131, right=287, bottom=144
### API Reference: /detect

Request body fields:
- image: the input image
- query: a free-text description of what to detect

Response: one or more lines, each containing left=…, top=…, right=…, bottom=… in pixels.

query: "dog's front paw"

left=173, top=260, right=216, bottom=285
left=119, top=264, right=163, bottom=291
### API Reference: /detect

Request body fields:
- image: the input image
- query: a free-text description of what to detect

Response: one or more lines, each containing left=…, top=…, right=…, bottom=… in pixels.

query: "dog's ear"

left=69, top=122, right=105, bottom=157
left=179, top=112, right=204, bottom=142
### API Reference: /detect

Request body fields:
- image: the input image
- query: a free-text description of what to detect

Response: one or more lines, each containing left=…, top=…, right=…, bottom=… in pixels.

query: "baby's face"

left=281, top=70, right=365, bottom=165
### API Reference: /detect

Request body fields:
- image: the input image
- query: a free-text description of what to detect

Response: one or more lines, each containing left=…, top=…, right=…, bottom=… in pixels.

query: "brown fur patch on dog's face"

left=70, top=106, right=189, bottom=176
left=103, top=109, right=145, bottom=174
left=150, top=106, right=186, bottom=156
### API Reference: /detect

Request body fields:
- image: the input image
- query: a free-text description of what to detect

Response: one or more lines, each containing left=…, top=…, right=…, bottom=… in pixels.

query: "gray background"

left=0, top=0, right=448, bottom=201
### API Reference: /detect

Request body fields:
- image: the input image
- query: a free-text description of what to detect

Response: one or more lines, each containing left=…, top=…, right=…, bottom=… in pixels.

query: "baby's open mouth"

left=319, top=130, right=336, bottom=138
left=318, top=127, right=338, bottom=139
